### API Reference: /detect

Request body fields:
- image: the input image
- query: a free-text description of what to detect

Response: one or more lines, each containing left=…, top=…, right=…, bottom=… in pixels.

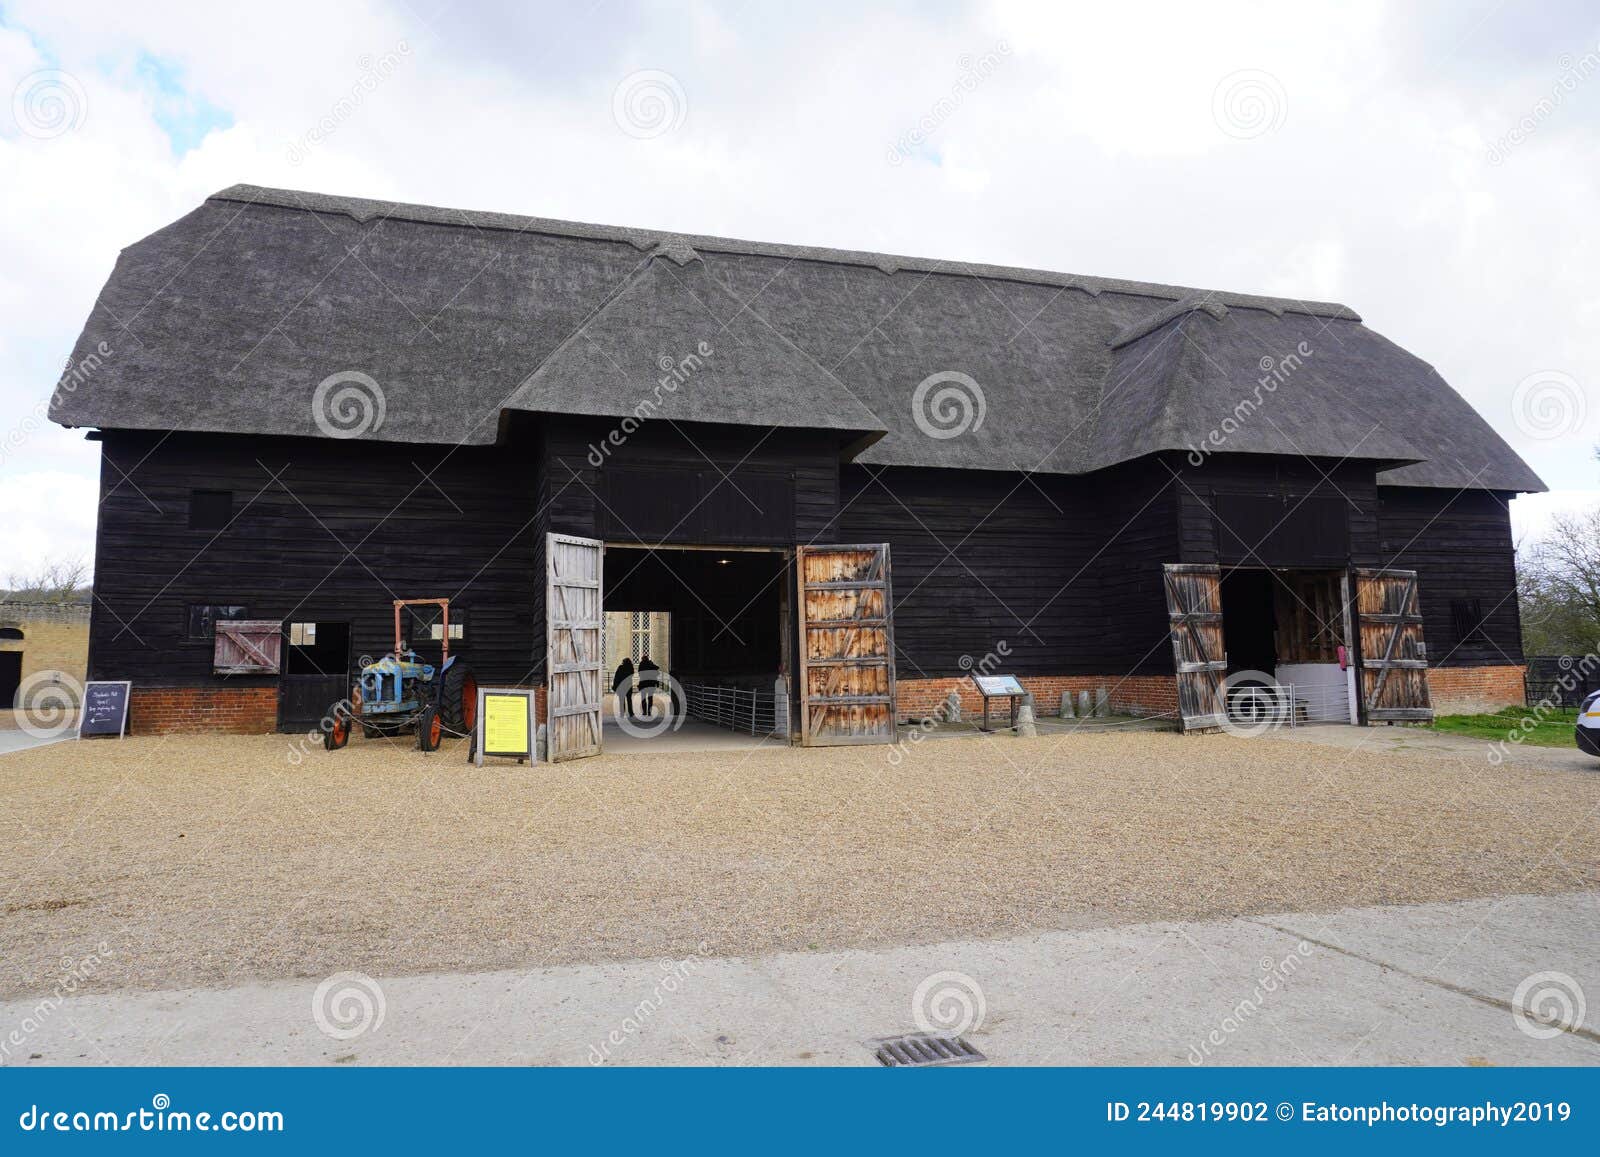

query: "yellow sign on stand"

left=472, top=687, right=535, bottom=766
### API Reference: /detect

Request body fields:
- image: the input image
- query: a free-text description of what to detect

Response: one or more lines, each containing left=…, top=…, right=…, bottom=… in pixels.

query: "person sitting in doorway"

left=611, top=656, right=636, bottom=719
left=637, top=652, right=660, bottom=718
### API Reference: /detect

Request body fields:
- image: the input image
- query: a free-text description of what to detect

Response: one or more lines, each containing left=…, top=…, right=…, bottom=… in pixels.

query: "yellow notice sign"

left=482, top=692, right=531, bottom=758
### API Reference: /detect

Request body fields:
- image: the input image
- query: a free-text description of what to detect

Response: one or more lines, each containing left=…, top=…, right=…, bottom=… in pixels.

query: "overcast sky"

left=2, top=0, right=1597, bottom=579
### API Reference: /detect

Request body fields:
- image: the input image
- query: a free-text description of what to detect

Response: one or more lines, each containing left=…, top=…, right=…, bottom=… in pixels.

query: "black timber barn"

left=50, top=185, right=1544, bottom=752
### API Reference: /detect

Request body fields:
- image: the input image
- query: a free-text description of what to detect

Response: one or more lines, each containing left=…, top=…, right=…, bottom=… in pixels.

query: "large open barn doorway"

left=602, top=545, right=790, bottom=751
left=1164, top=562, right=1364, bottom=732
left=1217, top=567, right=1357, bottom=726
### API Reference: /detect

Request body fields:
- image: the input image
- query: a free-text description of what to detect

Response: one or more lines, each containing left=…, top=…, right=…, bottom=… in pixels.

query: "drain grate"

left=872, top=1032, right=986, bottom=1067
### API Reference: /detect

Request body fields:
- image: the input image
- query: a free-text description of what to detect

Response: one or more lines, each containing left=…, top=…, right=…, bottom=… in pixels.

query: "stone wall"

left=0, top=602, right=90, bottom=704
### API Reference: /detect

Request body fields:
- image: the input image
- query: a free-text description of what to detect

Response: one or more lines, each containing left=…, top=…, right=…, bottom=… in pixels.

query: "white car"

left=1576, top=690, right=1600, bottom=757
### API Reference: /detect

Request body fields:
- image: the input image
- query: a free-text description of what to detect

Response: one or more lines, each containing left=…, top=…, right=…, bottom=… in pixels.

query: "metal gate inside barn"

left=1163, top=563, right=1432, bottom=731
left=545, top=534, right=898, bottom=758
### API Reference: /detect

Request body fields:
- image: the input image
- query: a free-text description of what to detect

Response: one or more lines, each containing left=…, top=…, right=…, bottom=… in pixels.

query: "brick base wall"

left=1428, top=665, right=1526, bottom=714
left=130, top=687, right=279, bottom=735
left=896, top=674, right=1177, bottom=723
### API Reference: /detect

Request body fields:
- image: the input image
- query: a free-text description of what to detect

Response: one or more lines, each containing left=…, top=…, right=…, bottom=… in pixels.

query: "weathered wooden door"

left=796, top=544, right=896, bottom=746
left=547, top=533, right=604, bottom=761
left=1354, top=568, right=1432, bottom=723
left=1163, top=563, right=1227, bottom=732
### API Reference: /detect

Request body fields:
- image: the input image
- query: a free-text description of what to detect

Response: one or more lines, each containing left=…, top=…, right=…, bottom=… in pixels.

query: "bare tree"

left=1519, top=509, right=1600, bottom=655
left=3, top=557, right=90, bottom=604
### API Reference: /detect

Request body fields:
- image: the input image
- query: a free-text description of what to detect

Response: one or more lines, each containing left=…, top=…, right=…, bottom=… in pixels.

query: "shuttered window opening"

left=188, top=488, right=233, bottom=531
left=213, top=619, right=284, bottom=674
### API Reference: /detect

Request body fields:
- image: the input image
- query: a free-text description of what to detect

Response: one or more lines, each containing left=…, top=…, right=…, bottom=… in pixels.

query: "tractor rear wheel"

left=417, top=706, right=443, bottom=752
left=438, top=662, right=477, bottom=735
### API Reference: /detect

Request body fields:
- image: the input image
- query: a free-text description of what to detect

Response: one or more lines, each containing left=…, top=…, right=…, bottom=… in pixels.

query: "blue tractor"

left=324, top=598, right=477, bottom=752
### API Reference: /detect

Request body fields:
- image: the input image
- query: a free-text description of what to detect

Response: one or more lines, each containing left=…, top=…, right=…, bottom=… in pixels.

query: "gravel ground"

left=2, top=729, right=1597, bottom=999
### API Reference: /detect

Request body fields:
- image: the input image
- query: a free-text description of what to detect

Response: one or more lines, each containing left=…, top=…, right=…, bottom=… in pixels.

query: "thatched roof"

left=51, top=184, right=1543, bottom=491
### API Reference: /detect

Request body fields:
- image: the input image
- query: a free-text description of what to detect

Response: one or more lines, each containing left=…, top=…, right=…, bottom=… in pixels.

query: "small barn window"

left=0, top=626, right=22, bottom=641
left=1450, top=598, right=1486, bottom=644
left=187, top=603, right=248, bottom=641
left=289, top=622, right=317, bottom=646
left=188, top=489, right=233, bottom=531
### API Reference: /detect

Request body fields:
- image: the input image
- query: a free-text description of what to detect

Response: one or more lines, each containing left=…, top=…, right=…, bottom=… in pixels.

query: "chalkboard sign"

left=472, top=686, right=535, bottom=766
left=79, top=680, right=131, bottom=739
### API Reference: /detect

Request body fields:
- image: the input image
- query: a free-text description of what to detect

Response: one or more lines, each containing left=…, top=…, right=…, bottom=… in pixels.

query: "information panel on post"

left=473, top=686, right=536, bottom=766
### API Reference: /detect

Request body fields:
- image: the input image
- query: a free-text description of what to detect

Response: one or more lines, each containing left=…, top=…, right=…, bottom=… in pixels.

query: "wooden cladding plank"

left=1354, top=568, right=1433, bottom=722
left=797, top=544, right=896, bottom=746
left=1163, top=563, right=1225, bottom=733
left=546, top=533, right=604, bottom=761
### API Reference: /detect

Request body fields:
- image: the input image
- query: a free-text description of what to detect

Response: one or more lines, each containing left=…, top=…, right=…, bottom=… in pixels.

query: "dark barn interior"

left=604, top=547, right=786, bottom=682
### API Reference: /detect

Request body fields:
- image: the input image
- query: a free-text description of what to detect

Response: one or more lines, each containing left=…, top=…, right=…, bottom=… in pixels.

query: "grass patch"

left=1430, top=707, right=1579, bottom=748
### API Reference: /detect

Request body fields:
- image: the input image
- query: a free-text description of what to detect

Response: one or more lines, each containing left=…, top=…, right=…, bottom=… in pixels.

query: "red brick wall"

left=130, top=687, right=279, bottom=735
left=1428, top=665, right=1526, bottom=714
left=896, top=674, right=1177, bottom=722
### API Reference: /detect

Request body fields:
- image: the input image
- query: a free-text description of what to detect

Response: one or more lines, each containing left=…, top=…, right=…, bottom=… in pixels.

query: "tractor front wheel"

left=438, top=663, right=477, bottom=735
left=417, top=706, right=443, bottom=752
left=324, top=714, right=350, bottom=750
